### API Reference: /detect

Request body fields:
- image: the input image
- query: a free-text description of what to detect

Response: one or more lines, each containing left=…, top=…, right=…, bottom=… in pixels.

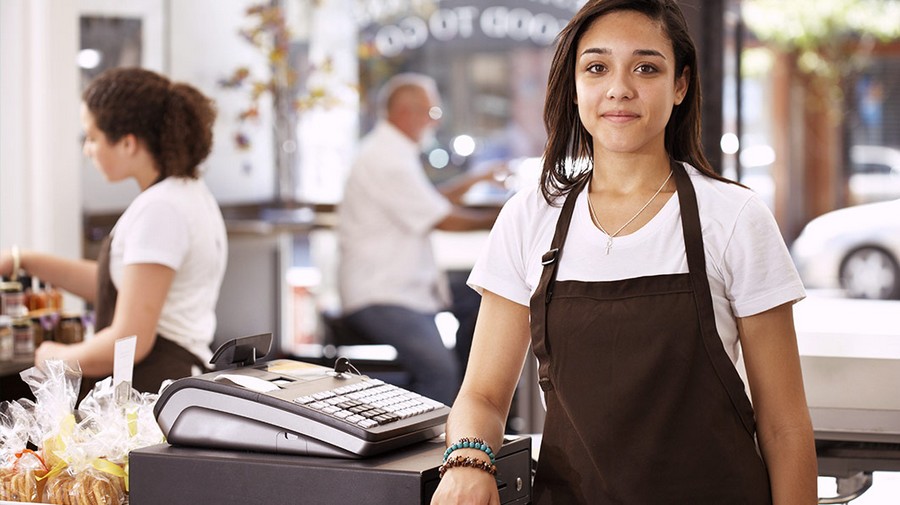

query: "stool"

left=319, top=311, right=412, bottom=388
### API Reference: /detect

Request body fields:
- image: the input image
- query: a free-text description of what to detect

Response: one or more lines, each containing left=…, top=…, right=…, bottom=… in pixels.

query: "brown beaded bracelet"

left=438, top=455, right=498, bottom=478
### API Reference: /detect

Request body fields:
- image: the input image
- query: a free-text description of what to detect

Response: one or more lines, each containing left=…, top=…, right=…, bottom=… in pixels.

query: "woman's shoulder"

left=126, top=177, right=217, bottom=222
left=155, top=175, right=209, bottom=191
left=139, top=176, right=211, bottom=202
left=498, top=182, right=564, bottom=227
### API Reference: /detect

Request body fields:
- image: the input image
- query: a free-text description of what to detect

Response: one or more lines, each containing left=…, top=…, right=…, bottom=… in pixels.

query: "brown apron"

left=81, top=235, right=206, bottom=397
left=529, top=162, right=772, bottom=504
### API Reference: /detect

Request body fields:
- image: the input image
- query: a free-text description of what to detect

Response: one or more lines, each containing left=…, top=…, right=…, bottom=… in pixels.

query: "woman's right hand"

left=430, top=467, right=501, bottom=505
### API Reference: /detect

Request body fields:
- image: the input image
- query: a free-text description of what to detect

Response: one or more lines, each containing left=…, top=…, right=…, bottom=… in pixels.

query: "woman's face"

left=574, top=10, right=688, bottom=158
left=80, top=104, right=130, bottom=182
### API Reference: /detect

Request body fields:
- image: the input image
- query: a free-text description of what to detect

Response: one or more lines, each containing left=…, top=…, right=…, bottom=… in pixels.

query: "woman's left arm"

left=738, top=302, right=818, bottom=505
left=35, top=263, right=175, bottom=378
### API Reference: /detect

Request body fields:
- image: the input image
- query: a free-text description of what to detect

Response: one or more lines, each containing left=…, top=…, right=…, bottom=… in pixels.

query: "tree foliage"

left=743, top=0, right=900, bottom=78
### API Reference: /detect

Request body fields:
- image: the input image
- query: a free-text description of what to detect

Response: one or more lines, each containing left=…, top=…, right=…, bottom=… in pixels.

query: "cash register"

left=130, top=334, right=532, bottom=504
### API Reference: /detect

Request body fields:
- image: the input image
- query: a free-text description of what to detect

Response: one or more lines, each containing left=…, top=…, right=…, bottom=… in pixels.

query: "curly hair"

left=82, top=67, right=217, bottom=179
left=541, top=0, right=729, bottom=204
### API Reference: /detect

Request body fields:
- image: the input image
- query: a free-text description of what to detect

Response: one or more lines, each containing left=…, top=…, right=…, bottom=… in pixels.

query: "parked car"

left=728, top=144, right=900, bottom=209
left=791, top=198, right=900, bottom=299
left=849, top=144, right=900, bottom=205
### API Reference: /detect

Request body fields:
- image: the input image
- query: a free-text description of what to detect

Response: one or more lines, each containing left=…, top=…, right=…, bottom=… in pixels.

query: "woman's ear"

left=120, top=134, right=140, bottom=155
left=674, top=67, right=689, bottom=105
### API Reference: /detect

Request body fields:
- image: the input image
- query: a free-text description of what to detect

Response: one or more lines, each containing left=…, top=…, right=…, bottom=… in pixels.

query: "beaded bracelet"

left=443, top=437, right=496, bottom=464
left=439, top=455, right=497, bottom=479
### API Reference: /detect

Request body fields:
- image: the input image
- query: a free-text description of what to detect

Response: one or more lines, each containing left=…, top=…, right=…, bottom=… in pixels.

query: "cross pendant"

left=605, top=236, right=613, bottom=255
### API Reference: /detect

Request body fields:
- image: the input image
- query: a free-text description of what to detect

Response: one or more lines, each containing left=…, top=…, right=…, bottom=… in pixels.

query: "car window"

left=851, top=162, right=893, bottom=175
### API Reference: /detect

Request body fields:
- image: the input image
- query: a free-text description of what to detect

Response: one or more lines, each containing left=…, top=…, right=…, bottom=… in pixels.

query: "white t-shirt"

left=469, top=163, right=806, bottom=365
left=338, top=121, right=452, bottom=314
left=110, top=176, right=227, bottom=363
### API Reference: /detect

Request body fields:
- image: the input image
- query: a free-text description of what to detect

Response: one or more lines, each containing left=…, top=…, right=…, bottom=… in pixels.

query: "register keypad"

left=293, top=379, right=444, bottom=429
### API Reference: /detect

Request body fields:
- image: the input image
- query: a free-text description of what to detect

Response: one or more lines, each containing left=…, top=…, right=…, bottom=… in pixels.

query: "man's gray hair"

left=375, top=73, right=440, bottom=118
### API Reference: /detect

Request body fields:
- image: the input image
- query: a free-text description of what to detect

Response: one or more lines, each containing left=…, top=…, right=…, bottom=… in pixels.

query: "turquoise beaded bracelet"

left=442, top=437, right=496, bottom=465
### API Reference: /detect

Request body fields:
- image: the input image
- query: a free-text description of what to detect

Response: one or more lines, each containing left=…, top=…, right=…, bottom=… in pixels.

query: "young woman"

left=430, top=1, right=817, bottom=504
left=1, top=68, right=227, bottom=395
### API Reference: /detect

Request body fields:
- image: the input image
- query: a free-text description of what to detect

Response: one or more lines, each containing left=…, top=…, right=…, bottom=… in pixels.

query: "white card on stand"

left=114, top=335, right=137, bottom=387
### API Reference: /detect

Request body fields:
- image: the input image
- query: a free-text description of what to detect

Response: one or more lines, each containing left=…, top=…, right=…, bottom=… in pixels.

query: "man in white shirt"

left=337, top=73, right=501, bottom=405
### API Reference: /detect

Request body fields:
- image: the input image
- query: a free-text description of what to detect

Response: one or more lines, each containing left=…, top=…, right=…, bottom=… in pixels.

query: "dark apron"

left=81, top=235, right=206, bottom=397
left=529, top=162, right=772, bottom=504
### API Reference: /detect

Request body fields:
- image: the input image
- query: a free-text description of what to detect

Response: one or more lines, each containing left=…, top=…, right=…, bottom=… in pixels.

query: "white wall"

left=78, top=0, right=276, bottom=211
left=169, top=0, right=359, bottom=206
left=78, top=0, right=168, bottom=213
left=168, top=0, right=276, bottom=206
left=0, top=0, right=357, bottom=263
left=0, top=0, right=274, bottom=245
left=2, top=0, right=359, bottom=222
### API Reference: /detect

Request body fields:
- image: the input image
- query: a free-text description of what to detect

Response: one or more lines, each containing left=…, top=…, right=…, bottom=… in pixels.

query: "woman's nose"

left=606, top=72, right=634, bottom=100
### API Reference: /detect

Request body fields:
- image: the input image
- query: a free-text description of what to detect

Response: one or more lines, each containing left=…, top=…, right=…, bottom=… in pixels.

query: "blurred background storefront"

left=4, top=0, right=899, bottom=315
left=2, top=0, right=900, bottom=500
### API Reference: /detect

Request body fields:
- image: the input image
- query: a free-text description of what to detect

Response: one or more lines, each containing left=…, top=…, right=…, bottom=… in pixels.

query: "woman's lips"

left=602, top=111, right=639, bottom=123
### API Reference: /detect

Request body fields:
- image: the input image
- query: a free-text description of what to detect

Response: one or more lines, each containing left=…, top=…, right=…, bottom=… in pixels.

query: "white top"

left=469, top=163, right=806, bottom=364
left=338, top=121, right=452, bottom=314
left=110, top=176, right=228, bottom=363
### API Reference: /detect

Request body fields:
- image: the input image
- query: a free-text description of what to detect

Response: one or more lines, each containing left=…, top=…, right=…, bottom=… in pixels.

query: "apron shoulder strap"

left=529, top=177, right=588, bottom=392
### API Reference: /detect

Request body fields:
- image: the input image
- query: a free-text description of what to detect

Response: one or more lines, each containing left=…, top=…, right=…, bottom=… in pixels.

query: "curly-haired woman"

left=1, top=68, right=227, bottom=396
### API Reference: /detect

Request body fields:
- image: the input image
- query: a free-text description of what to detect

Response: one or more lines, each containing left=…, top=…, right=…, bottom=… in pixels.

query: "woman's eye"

left=636, top=64, right=658, bottom=74
left=587, top=63, right=606, bottom=73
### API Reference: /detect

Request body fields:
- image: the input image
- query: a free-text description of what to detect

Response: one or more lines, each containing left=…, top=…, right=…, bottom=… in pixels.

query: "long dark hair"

left=541, top=0, right=728, bottom=204
left=82, top=67, right=217, bottom=179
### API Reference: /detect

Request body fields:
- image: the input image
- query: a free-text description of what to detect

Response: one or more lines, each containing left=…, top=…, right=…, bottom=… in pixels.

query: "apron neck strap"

left=673, top=163, right=758, bottom=436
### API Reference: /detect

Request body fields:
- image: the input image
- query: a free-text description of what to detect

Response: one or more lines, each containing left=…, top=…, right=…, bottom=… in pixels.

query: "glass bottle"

left=12, top=317, right=34, bottom=356
left=0, top=315, right=13, bottom=361
left=57, top=313, right=84, bottom=344
left=29, top=312, right=46, bottom=348
left=29, top=279, right=49, bottom=311
left=0, top=281, right=26, bottom=318
left=19, top=274, right=34, bottom=310
left=45, top=283, right=63, bottom=311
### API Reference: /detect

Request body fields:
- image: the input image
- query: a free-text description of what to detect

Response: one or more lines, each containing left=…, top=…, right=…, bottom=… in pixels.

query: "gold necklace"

left=587, top=169, right=673, bottom=255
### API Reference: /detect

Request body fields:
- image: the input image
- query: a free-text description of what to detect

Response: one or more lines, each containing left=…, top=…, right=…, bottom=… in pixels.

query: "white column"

left=0, top=0, right=81, bottom=282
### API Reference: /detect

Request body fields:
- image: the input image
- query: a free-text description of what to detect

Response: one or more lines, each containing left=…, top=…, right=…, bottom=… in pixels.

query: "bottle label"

left=13, top=321, right=34, bottom=356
